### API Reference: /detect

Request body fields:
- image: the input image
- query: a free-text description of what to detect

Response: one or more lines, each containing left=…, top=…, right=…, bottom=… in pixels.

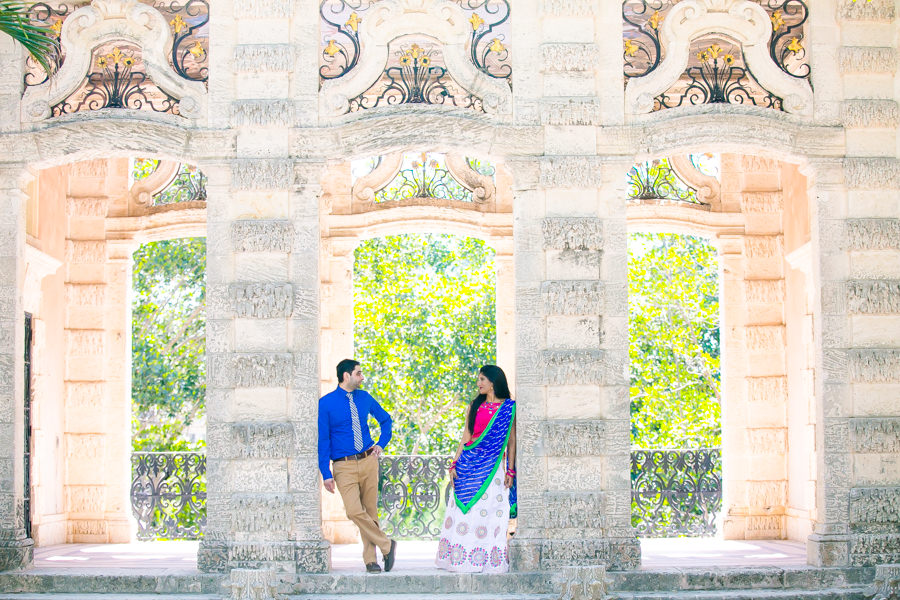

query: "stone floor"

left=31, top=538, right=808, bottom=573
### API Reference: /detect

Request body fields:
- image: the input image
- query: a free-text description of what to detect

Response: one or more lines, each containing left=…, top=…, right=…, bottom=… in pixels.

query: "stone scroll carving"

left=865, top=564, right=900, bottom=600
left=21, top=0, right=207, bottom=122
left=319, top=0, right=512, bottom=117
left=624, top=0, right=813, bottom=116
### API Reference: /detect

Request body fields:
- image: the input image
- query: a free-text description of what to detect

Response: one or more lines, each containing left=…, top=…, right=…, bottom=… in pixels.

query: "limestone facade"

left=0, top=0, right=896, bottom=576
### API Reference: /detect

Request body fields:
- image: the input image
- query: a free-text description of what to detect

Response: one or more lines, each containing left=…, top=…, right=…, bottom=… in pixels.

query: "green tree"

left=629, top=233, right=721, bottom=449
left=132, top=238, right=206, bottom=451
left=354, top=234, right=496, bottom=455
left=0, top=1, right=58, bottom=73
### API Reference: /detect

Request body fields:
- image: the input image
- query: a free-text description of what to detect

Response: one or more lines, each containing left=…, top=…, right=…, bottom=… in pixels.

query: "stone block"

left=547, top=457, right=605, bottom=492
left=232, top=220, right=294, bottom=253
left=546, top=250, right=601, bottom=280
left=546, top=315, right=601, bottom=349
left=542, top=218, right=603, bottom=250
left=852, top=315, right=900, bottom=346
left=229, top=389, right=288, bottom=421
left=227, top=460, right=288, bottom=493
left=235, top=254, right=290, bottom=282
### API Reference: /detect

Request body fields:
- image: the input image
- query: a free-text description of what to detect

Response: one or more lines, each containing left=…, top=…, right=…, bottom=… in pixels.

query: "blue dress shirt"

left=317, top=387, right=392, bottom=480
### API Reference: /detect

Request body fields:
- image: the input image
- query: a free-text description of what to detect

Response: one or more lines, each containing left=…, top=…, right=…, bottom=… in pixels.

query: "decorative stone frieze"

left=847, top=281, right=900, bottom=314
left=230, top=284, right=294, bottom=319
left=838, top=47, right=898, bottom=74
left=540, top=158, right=605, bottom=188
left=845, top=160, right=900, bottom=190
left=743, top=235, right=784, bottom=258
left=230, top=423, right=294, bottom=459
left=66, top=434, right=105, bottom=459
left=65, top=486, right=105, bottom=514
left=209, top=353, right=293, bottom=388
left=850, top=350, right=900, bottom=383
left=542, top=219, right=604, bottom=251
left=543, top=99, right=604, bottom=126
left=842, top=100, right=900, bottom=129
left=740, top=192, right=784, bottom=213
left=744, top=280, right=785, bottom=304
left=231, top=101, right=295, bottom=127
left=229, top=567, right=280, bottom=600
left=64, top=284, right=106, bottom=306
left=543, top=350, right=624, bottom=385
left=66, top=197, right=107, bottom=217
left=231, top=160, right=294, bottom=191
left=747, top=376, right=787, bottom=403
left=847, top=220, right=900, bottom=250
left=838, top=0, right=895, bottom=21
left=747, top=480, right=786, bottom=508
left=745, top=325, right=786, bottom=351
left=542, top=281, right=604, bottom=315
left=233, top=45, right=295, bottom=73
left=852, top=419, right=900, bottom=454
left=65, top=330, right=104, bottom=356
left=232, top=495, right=293, bottom=532
left=232, top=221, right=295, bottom=253
left=864, top=563, right=900, bottom=600
left=543, top=492, right=609, bottom=529
left=539, top=0, right=596, bottom=16
left=541, top=538, right=639, bottom=571
left=65, top=241, right=106, bottom=264
left=851, top=488, right=900, bottom=527
left=66, top=382, right=104, bottom=409
left=543, top=422, right=610, bottom=456
left=851, top=535, right=900, bottom=566
left=541, top=44, right=601, bottom=72
left=233, top=0, right=293, bottom=18
left=558, top=564, right=609, bottom=600
left=747, top=429, right=787, bottom=455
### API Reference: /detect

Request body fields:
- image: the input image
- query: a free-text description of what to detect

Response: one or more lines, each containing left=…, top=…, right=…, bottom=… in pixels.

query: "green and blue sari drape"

left=453, top=399, right=517, bottom=518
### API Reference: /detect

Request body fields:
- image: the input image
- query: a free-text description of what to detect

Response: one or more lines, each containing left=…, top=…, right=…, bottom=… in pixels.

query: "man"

left=318, top=359, right=397, bottom=573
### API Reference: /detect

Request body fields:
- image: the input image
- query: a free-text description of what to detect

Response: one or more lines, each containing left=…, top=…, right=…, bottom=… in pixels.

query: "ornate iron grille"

left=375, top=153, right=475, bottom=203
left=631, top=448, right=722, bottom=537
left=319, top=0, right=511, bottom=86
left=623, top=0, right=809, bottom=109
left=378, top=455, right=453, bottom=540
left=627, top=158, right=700, bottom=204
left=23, top=313, right=33, bottom=540
left=131, top=452, right=206, bottom=540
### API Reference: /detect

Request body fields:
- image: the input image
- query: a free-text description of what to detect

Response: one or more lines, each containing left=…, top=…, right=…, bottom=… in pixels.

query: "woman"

left=435, top=365, right=516, bottom=573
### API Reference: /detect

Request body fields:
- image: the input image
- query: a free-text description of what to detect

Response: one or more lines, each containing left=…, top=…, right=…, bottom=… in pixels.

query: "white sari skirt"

left=435, top=473, right=510, bottom=573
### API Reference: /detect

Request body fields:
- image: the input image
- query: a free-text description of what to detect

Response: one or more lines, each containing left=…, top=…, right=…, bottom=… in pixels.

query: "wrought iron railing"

left=631, top=447, right=722, bottom=537
left=131, top=452, right=206, bottom=540
left=378, top=455, right=453, bottom=540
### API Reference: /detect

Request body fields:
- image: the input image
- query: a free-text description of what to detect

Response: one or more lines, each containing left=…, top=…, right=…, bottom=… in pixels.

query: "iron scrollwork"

left=131, top=452, right=206, bottom=540
left=464, top=0, right=512, bottom=84
left=349, top=43, right=484, bottom=112
left=52, top=45, right=181, bottom=116
left=627, top=158, right=700, bottom=204
left=622, top=0, right=670, bottom=80
left=376, top=153, right=475, bottom=203
left=155, top=163, right=208, bottom=205
left=631, top=448, right=722, bottom=537
left=153, top=0, right=210, bottom=83
left=379, top=455, right=453, bottom=539
left=22, top=2, right=72, bottom=88
left=764, top=0, right=810, bottom=80
left=320, top=0, right=367, bottom=81
left=654, top=40, right=783, bottom=111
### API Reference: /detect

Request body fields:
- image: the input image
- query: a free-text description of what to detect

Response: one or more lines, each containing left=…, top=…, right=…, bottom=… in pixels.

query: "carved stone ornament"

left=319, top=0, right=512, bottom=117
left=229, top=568, right=281, bottom=600
left=624, top=0, right=813, bottom=116
left=865, top=564, right=900, bottom=600
left=558, top=564, right=610, bottom=600
left=669, top=155, right=721, bottom=206
left=21, top=0, right=207, bottom=122
left=128, top=160, right=180, bottom=213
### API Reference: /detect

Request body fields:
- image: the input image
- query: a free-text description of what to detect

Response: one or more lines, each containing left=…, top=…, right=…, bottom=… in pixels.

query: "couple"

left=317, top=359, right=517, bottom=574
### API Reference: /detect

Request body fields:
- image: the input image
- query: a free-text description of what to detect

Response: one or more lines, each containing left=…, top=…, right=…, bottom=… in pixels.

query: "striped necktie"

left=347, top=392, right=364, bottom=452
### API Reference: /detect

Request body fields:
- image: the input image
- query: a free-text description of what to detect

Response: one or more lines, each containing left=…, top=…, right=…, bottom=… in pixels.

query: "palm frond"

left=0, top=1, right=59, bottom=74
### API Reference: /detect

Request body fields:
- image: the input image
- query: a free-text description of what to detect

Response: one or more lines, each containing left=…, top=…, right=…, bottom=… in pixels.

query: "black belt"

left=333, top=447, right=375, bottom=462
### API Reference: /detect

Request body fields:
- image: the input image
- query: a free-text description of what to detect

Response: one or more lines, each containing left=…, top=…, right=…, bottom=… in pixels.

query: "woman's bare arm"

left=504, top=414, right=517, bottom=488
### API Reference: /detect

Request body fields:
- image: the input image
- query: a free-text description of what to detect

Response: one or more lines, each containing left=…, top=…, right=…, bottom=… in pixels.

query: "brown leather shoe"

left=383, top=539, right=397, bottom=572
left=365, top=562, right=381, bottom=573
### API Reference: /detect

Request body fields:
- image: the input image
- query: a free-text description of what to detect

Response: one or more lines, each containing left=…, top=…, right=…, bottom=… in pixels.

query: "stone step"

left=0, top=573, right=224, bottom=595
left=607, top=566, right=874, bottom=592
left=287, top=596, right=555, bottom=600
left=0, top=596, right=220, bottom=600
left=608, top=587, right=869, bottom=600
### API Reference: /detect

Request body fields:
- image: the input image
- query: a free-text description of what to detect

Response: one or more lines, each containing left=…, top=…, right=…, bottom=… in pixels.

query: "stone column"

left=0, top=164, right=31, bottom=570
left=509, top=155, right=639, bottom=571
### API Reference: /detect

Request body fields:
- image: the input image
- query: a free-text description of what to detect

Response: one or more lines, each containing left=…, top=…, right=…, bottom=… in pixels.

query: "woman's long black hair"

left=467, top=365, right=512, bottom=435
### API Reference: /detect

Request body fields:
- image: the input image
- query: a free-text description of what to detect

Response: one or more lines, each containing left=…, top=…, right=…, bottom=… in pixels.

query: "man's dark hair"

left=336, top=359, right=360, bottom=384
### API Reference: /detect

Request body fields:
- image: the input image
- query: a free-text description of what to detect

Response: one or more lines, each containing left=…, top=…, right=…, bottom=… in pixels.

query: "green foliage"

left=132, top=158, right=159, bottom=181
left=0, top=1, right=59, bottom=73
left=629, top=233, right=721, bottom=449
left=354, top=234, right=497, bottom=455
left=132, top=238, right=206, bottom=451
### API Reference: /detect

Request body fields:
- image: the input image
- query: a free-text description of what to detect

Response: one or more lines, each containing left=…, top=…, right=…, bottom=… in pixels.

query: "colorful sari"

left=435, top=399, right=516, bottom=573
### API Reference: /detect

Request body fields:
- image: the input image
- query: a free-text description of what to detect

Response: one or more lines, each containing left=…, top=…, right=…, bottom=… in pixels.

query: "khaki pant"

left=333, top=453, right=391, bottom=564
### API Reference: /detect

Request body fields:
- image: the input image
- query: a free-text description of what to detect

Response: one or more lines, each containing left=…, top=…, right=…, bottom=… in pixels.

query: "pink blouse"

left=465, top=401, right=503, bottom=445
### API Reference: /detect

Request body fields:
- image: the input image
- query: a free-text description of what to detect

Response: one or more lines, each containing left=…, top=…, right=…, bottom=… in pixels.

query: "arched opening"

left=20, top=155, right=207, bottom=569
left=627, top=150, right=818, bottom=567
